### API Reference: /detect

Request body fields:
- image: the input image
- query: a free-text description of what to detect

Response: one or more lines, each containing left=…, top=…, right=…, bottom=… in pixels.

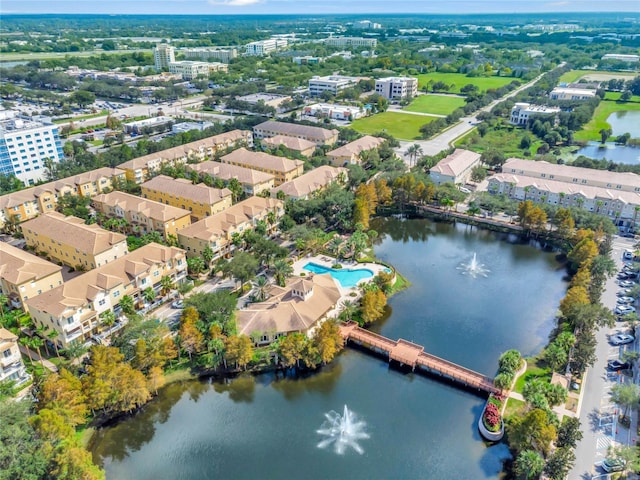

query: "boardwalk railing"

left=339, top=322, right=501, bottom=395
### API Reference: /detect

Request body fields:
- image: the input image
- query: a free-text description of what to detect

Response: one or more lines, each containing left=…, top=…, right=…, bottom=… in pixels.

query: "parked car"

left=617, top=296, right=635, bottom=305
left=619, top=280, right=635, bottom=288
left=602, top=457, right=626, bottom=473
left=618, top=272, right=631, bottom=280
left=171, top=300, right=184, bottom=309
left=610, top=333, right=635, bottom=346
left=615, top=305, right=636, bottom=315
left=617, top=289, right=633, bottom=296
left=607, top=359, right=632, bottom=371
left=623, top=250, right=635, bottom=260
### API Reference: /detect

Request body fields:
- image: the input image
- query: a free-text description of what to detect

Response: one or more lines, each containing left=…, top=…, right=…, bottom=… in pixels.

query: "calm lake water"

left=91, top=218, right=568, bottom=479
left=573, top=110, right=640, bottom=164
left=607, top=110, right=640, bottom=138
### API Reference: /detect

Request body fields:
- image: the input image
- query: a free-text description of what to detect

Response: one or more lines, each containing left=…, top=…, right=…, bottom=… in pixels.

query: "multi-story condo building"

left=168, top=61, right=228, bottom=80
left=182, top=47, right=238, bottom=63
left=271, top=165, right=348, bottom=201
left=352, top=20, right=382, bottom=30
left=0, top=167, right=126, bottom=227
left=27, top=243, right=187, bottom=348
left=0, top=110, right=65, bottom=186
left=374, top=77, right=418, bottom=100
left=261, top=135, right=317, bottom=158
left=91, top=191, right=192, bottom=240
left=429, top=149, right=482, bottom=185
left=153, top=43, right=176, bottom=70
left=510, top=103, right=561, bottom=126
left=253, top=121, right=339, bottom=146
left=549, top=87, right=597, bottom=101
left=187, top=161, right=275, bottom=196
left=178, top=197, right=284, bottom=261
left=220, top=148, right=304, bottom=186
left=601, top=54, right=640, bottom=63
left=324, top=37, right=378, bottom=48
left=141, top=175, right=232, bottom=221
left=0, top=328, right=29, bottom=386
left=117, top=130, right=253, bottom=183
left=308, top=75, right=360, bottom=97
left=326, top=136, right=384, bottom=166
left=0, top=242, right=64, bottom=313
left=22, top=212, right=128, bottom=270
left=244, top=38, right=288, bottom=56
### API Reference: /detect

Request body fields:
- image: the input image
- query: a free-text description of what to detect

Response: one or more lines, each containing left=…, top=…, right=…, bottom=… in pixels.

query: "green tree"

left=202, top=245, right=214, bottom=267
left=142, top=287, right=156, bottom=305
left=227, top=252, right=259, bottom=290
left=556, top=417, right=582, bottom=449
left=187, top=257, right=206, bottom=276
left=277, top=333, right=309, bottom=368
left=273, top=259, right=293, bottom=287
left=69, top=90, right=96, bottom=108
left=224, top=335, right=254, bottom=370
left=506, top=408, right=557, bottom=456
left=513, top=449, right=545, bottom=480
left=543, top=446, right=575, bottom=480
left=610, top=382, right=640, bottom=421
left=50, top=439, right=105, bottom=480
left=119, top=294, right=135, bottom=315
left=160, top=275, right=175, bottom=296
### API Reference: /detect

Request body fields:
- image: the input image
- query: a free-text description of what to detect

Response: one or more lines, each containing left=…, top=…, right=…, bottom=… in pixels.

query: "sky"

left=3, top=0, right=639, bottom=15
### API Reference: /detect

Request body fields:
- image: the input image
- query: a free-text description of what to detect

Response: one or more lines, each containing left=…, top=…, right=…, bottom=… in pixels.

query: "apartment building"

left=220, top=148, right=304, bottom=186
left=187, top=160, right=275, bottom=196
left=510, top=103, right=561, bottom=125
left=0, top=167, right=126, bottom=226
left=182, top=47, right=238, bottom=63
left=324, top=37, right=378, bottom=48
left=153, top=43, right=175, bottom=70
left=326, top=135, right=385, bottom=166
left=177, top=197, right=284, bottom=261
left=168, top=61, right=228, bottom=80
left=549, top=87, right=597, bottom=101
left=27, top=243, right=187, bottom=348
left=22, top=212, right=128, bottom=270
left=374, top=77, right=418, bottom=100
left=141, top=175, right=232, bottom=221
left=91, top=191, right=192, bottom=240
left=0, top=328, right=29, bottom=386
left=308, top=75, right=360, bottom=97
left=271, top=165, right=348, bottom=200
left=0, top=110, right=65, bottom=186
left=244, top=38, right=288, bottom=56
left=429, top=149, right=482, bottom=185
left=118, top=129, right=253, bottom=183
left=253, top=121, right=339, bottom=146
left=0, top=242, right=64, bottom=313
left=261, top=135, right=317, bottom=158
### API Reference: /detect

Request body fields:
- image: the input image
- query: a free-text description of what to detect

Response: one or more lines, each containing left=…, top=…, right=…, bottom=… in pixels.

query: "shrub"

left=483, top=402, right=502, bottom=431
left=332, top=264, right=343, bottom=269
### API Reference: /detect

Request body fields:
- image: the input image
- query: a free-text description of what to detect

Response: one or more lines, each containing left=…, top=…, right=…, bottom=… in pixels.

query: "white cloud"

left=208, top=0, right=264, bottom=5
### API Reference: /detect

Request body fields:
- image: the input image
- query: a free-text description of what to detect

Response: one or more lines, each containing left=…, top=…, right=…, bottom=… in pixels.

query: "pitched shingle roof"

left=271, top=165, right=346, bottom=198
left=254, top=121, right=338, bottom=141
left=187, top=161, right=275, bottom=186
left=0, top=242, right=62, bottom=285
left=141, top=175, right=232, bottom=204
left=221, top=148, right=304, bottom=174
left=262, top=135, right=317, bottom=152
left=326, top=135, right=384, bottom=158
left=91, top=191, right=191, bottom=222
left=430, top=149, right=481, bottom=177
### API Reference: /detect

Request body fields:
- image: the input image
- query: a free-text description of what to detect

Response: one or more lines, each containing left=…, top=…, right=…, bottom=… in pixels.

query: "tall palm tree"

left=253, top=276, right=270, bottom=302
left=143, top=287, right=156, bottom=305
left=340, top=300, right=357, bottom=323
left=160, top=276, right=175, bottom=296
left=273, top=260, right=293, bottom=287
left=18, top=337, right=34, bottom=365
left=48, top=329, right=61, bottom=360
left=35, top=325, right=50, bottom=357
left=405, top=144, right=423, bottom=168
left=0, top=293, right=8, bottom=323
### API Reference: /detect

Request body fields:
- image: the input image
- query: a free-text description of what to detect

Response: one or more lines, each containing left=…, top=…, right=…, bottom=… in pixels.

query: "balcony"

left=0, top=353, right=21, bottom=368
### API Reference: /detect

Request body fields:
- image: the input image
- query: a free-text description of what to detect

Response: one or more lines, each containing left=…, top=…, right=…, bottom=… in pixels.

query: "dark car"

left=602, top=457, right=625, bottom=473
left=607, top=359, right=631, bottom=371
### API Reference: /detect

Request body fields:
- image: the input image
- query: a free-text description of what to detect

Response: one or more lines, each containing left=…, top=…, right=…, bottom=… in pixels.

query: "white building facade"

left=374, top=77, right=418, bottom=100
left=510, top=103, right=561, bottom=126
left=308, top=75, right=360, bottom=97
left=153, top=43, right=175, bottom=70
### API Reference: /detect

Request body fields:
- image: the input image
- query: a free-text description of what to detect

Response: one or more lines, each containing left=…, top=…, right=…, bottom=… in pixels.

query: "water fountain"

left=316, top=405, right=370, bottom=455
left=457, top=252, right=490, bottom=278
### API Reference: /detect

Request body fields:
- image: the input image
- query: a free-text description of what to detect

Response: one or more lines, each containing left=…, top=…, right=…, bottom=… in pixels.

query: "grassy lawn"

left=513, top=359, right=551, bottom=394
left=53, top=111, right=108, bottom=124
left=559, top=69, right=637, bottom=84
left=604, top=92, right=640, bottom=103
left=574, top=100, right=640, bottom=142
left=415, top=73, right=515, bottom=93
left=504, top=398, right=526, bottom=419
left=0, top=48, right=150, bottom=62
left=456, top=123, right=542, bottom=157
left=351, top=111, right=438, bottom=140
left=404, top=94, right=466, bottom=116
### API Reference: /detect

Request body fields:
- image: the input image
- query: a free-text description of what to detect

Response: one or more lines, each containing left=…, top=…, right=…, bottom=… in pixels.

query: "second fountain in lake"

left=458, top=252, right=490, bottom=278
left=317, top=405, right=370, bottom=455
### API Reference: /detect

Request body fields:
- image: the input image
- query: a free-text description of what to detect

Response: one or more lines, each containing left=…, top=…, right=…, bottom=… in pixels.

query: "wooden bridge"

left=339, top=322, right=502, bottom=395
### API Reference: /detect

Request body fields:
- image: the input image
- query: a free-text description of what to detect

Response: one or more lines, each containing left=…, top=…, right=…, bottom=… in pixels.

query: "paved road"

left=569, top=235, right=637, bottom=480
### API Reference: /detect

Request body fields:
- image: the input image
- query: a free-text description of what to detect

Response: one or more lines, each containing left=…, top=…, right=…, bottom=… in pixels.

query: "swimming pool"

left=302, top=262, right=375, bottom=288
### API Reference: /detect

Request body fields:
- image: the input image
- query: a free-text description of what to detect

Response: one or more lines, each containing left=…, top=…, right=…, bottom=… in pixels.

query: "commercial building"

left=0, top=242, right=64, bottom=313
left=236, top=274, right=341, bottom=345
left=153, top=43, right=175, bottom=70
left=374, top=77, right=418, bottom=100
left=271, top=165, right=348, bottom=200
left=117, top=129, right=253, bottom=183
left=27, top=244, right=187, bottom=348
left=220, top=148, right=304, bottom=186
left=187, top=161, right=275, bottom=196
left=168, top=61, right=228, bottom=80
left=123, top=116, right=174, bottom=135
left=141, top=175, right=232, bottom=221
left=91, top=191, right=192, bottom=240
left=177, top=196, right=284, bottom=261
left=510, top=103, right=561, bottom=126
left=0, top=167, right=126, bottom=226
left=601, top=54, right=640, bottom=63
left=182, top=47, right=238, bottom=63
left=245, top=38, right=288, bottom=56
left=326, top=135, right=385, bottom=166
left=429, top=149, right=482, bottom=185
left=324, top=37, right=378, bottom=48
left=292, top=56, right=322, bottom=65
left=22, top=212, right=128, bottom=270
left=549, top=87, right=597, bottom=101
left=0, top=328, right=29, bottom=386
left=308, top=75, right=360, bottom=97
left=235, top=93, right=292, bottom=112
left=0, top=110, right=65, bottom=186
left=303, top=103, right=366, bottom=121
left=352, top=20, right=382, bottom=30
left=253, top=120, right=339, bottom=146
left=261, top=135, right=317, bottom=158
left=171, top=121, right=215, bottom=134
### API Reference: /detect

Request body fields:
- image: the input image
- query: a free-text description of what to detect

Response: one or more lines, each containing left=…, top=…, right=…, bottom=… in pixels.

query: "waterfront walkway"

left=339, top=322, right=501, bottom=395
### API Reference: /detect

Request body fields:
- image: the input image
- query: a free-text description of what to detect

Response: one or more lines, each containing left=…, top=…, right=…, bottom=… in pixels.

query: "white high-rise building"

left=374, top=77, right=418, bottom=100
left=153, top=43, right=176, bottom=70
left=245, top=39, right=288, bottom=56
left=308, top=75, right=360, bottom=96
left=0, top=110, right=65, bottom=186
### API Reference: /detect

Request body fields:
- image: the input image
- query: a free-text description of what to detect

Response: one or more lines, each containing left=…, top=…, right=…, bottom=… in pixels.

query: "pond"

left=606, top=110, right=640, bottom=138
left=91, top=218, right=568, bottom=479
left=573, top=142, right=640, bottom=165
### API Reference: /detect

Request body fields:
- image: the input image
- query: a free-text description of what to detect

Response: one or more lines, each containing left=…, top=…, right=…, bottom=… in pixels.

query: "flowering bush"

left=483, top=402, right=502, bottom=432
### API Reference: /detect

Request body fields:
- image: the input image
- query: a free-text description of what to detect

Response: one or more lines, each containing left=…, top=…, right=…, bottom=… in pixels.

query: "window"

left=98, top=299, right=106, bottom=306
left=113, top=290, right=120, bottom=298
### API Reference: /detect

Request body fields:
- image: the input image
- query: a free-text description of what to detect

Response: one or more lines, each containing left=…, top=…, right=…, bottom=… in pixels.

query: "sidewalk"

left=18, top=345, right=58, bottom=373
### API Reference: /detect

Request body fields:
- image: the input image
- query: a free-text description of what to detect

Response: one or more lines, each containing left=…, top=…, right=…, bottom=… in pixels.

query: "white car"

left=615, top=305, right=636, bottom=315
left=610, top=333, right=635, bottom=345
left=617, top=296, right=635, bottom=305
left=619, top=280, right=635, bottom=288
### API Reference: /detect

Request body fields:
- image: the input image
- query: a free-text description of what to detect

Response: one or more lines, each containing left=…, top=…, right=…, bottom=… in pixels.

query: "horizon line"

left=2, top=11, right=639, bottom=15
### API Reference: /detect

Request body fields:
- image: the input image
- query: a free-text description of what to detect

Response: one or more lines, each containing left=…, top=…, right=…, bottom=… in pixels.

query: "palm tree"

left=30, top=336, right=45, bottom=367
left=62, top=340, right=88, bottom=363
left=405, top=144, right=423, bottom=168
left=514, top=450, right=545, bottom=480
left=18, top=337, right=34, bottom=364
left=119, top=294, right=135, bottom=315
left=35, top=325, right=50, bottom=357
left=160, top=276, right=175, bottom=296
left=340, top=300, right=357, bottom=323
left=48, top=329, right=61, bottom=360
left=143, top=287, right=156, bottom=305
left=273, top=259, right=293, bottom=287
left=0, top=293, right=8, bottom=323
left=253, top=276, right=270, bottom=301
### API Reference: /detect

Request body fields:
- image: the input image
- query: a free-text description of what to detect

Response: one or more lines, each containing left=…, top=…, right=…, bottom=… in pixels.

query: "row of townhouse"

left=488, top=159, right=640, bottom=229
left=252, top=121, right=339, bottom=147
left=261, top=135, right=317, bottom=158
left=0, top=328, right=29, bottom=386
left=0, top=167, right=126, bottom=227
left=220, top=148, right=304, bottom=186
left=326, top=135, right=385, bottom=167
left=186, top=161, right=276, bottom=196
left=271, top=165, right=348, bottom=201
left=118, top=129, right=253, bottom=184
left=26, top=243, right=188, bottom=348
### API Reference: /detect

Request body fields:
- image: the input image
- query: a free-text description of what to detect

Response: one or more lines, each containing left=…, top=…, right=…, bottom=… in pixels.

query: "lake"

left=607, top=110, right=640, bottom=138
left=91, top=218, right=569, bottom=479
left=573, top=110, right=640, bottom=164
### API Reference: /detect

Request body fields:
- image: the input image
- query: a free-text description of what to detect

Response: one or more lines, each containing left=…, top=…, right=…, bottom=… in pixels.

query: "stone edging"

left=478, top=400, right=504, bottom=442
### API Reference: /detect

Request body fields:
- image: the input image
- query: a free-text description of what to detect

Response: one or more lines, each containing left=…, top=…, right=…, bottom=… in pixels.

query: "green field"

left=404, top=94, right=466, bottom=116
left=0, top=48, right=150, bottom=62
left=604, top=92, right=640, bottom=103
left=455, top=123, right=542, bottom=158
left=351, top=112, right=438, bottom=140
left=574, top=100, right=640, bottom=141
left=415, top=72, right=516, bottom=93
left=558, top=69, right=637, bottom=84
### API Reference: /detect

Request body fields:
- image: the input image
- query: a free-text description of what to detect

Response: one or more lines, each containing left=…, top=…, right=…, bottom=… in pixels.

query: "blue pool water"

left=303, top=262, right=375, bottom=287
